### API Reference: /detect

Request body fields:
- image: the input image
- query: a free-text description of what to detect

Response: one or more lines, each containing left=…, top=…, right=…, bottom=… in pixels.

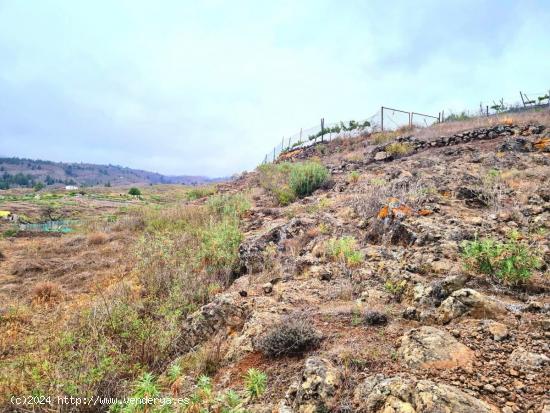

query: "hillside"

left=0, top=157, right=222, bottom=188
left=1, top=110, right=549, bottom=412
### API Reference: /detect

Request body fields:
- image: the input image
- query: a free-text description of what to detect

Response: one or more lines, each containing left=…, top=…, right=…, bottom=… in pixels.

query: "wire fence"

left=261, top=88, right=550, bottom=164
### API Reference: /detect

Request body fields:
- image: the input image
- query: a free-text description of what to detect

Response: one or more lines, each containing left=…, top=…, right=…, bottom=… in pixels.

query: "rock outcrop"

left=437, top=288, right=507, bottom=324
left=398, top=326, right=475, bottom=369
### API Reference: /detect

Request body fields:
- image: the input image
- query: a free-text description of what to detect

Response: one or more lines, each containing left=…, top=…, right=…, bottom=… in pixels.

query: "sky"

left=0, top=0, right=549, bottom=177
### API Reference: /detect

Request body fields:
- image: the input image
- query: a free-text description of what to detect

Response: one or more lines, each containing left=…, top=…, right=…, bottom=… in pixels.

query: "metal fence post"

left=320, top=118, right=325, bottom=142
left=381, top=106, right=384, bottom=131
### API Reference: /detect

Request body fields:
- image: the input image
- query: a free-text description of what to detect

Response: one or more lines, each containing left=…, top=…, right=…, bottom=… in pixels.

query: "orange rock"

left=377, top=205, right=389, bottom=219
left=392, top=204, right=413, bottom=218
left=534, top=137, right=550, bottom=150
left=418, top=209, right=433, bottom=216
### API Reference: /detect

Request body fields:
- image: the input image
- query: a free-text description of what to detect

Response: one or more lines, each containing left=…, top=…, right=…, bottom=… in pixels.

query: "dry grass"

left=87, top=231, right=109, bottom=245
left=413, top=109, right=550, bottom=141
left=31, top=281, right=63, bottom=304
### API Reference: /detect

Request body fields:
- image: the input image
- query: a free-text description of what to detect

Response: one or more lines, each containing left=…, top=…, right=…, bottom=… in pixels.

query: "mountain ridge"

left=0, top=156, right=225, bottom=188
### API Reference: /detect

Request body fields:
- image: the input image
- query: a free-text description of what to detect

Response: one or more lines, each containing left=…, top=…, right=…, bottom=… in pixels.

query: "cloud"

left=0, top=0, right=549, bottom=176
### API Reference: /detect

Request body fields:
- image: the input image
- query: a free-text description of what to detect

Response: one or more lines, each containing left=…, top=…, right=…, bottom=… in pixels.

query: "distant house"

left=65, top=185, right=78, bottom=190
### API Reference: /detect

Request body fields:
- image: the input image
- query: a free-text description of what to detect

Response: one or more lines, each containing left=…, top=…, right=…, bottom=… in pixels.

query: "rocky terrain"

left=185, top=115, right=549, bottom=412
left=1, top=112, right=549, bottom=413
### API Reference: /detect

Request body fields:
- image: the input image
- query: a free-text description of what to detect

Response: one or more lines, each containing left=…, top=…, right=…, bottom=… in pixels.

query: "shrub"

left=364, top=310, right=388, bottom=326
left=384, top=279, right=407, bottom=301
left=461, top=234, right=540, bottom=284
left=128, top=187, right=141, bottom=196
left=288, top=161, right=329, bottom=198
left=87, top=232, right=108, bottom=245
left=348, top=171, right=360, bottom=184
left=32, top=281, right=62, bottom=304
left=206, top=193, right=250, bottom=218
left=258, top=161, right=329, bottom=205
left=326, top=236, right=364, bottom=267
left=385, top=142, right=413, bottom=156
left=186, top=186, right=216, bottom=201
left=244, top=368, right=267, bottom=399
left=257, top=316, right=321, bottom=357
left=197, top=218, right=243, bottom=278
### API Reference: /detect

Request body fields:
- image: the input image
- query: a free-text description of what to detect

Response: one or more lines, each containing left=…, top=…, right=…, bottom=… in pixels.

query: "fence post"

left=320, top=118, right=325, bottom=142
left=409, top=112, right=412, bottom=128
left=273, top=147, right=275, bottom=162
left=442, top=110, right=444, bottom=122
left=486, top=105, right=489, bottom=117
left=288, top=137, right=291, bottom=149
left=381, top=106, right=384, bottom=131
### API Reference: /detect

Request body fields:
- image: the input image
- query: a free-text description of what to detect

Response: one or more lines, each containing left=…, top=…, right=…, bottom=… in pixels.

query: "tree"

left=128, top=187, right=141, bottom=196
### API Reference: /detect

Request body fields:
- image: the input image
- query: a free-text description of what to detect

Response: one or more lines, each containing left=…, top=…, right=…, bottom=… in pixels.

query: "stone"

left=280, top=357, right=342, bottom=412
left=509, top=347, right=550, bottom=371
left=374, top=151, right=391, bottom=161
left=354, top=375, right=500, bottom=413
left=437, top=288, right=507, bottom=324
left=398, top=326, right=475, bottom=369
left=364, top=310, right=388, bottom=326
left=486, top=321, right=509, bottom=341
left=262, top=282, right=273, bottom=294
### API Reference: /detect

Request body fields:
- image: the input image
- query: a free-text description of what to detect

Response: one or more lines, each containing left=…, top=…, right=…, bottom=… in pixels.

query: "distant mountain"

left=0, top=157, right=224, bottom=189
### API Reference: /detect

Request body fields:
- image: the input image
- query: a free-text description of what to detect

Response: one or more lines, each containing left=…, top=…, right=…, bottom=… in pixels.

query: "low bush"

left=326, top=236, right=364, bottom=267
left=186, top=186, right=216, bottom=201
left=32, top=281, right=62, bottom=304
left=288, top=161, right=330, bottom=198
left=385, top=142, right=413, bottom=156
left=258, top=161, right=329, bottom=205
left=257, top=316, right=321, bottom=357
left=244, top=368, right=267, bottom=399
left=348, top=171, right=360, bottom=184
left=128, top=187, right=141, bottom=196
left=364, top=310, right=388, bottom=326
left=461, top=233, right=540, bottom=285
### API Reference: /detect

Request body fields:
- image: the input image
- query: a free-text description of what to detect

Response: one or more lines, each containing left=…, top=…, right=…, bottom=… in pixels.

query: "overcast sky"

left=1, top=0, right=549, bottom=177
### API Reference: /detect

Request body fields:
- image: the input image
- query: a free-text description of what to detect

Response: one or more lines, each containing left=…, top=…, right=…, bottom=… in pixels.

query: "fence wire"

left=261, top=88, right=549, bottom=164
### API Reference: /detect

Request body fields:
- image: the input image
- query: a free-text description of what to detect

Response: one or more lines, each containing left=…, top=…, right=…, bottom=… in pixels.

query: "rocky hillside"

left=2, top=112, right=548, bottom=413
left=188, top=114, right=549, bottom=412
left=0, top=157, right=221, bottom=188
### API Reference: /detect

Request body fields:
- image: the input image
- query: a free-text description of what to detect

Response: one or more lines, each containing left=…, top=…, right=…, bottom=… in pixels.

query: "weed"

left=461, top=233, right=540, bottom=284
left=31, top=281, right=62, bottom=304
left=384, top=280, right=407, bottom=301
left=326, top=236, right=364, bottom=267
left=186, top=186, right=216, bottom=201
left=244, top=368, right=267, bottom=399
left=385, top=142, right=413, bottom=156
left=348, top=171, right=360, bottom=184
left=288, top=161, right=330, bottom=198
left=206, top=193, right=250, bottom=218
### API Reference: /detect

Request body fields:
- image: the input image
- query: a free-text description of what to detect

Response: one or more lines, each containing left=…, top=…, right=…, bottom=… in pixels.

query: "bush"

left=348, top=171, right=360, bottom=184
left=288, top=161, right=329, bottom=198
left=186, top=186, right=216, bottom=200
left=128, top=187, right=141, bottom=196
left=32, top=281, right=62, bottom=304
left=385, top=142, right=413, bottom=156
left=461, top=234, right=540, bottom=285
left=364, top=310, right=388, bottom=326
left=326, top=236, right=364, bottom=267
left=256, top=316, right=321, bottom=357
left=206, top=193, right=250, bottom=218
left=244, top=368, right=267, bottom=399
left=258, top=161, right=329, bottom=205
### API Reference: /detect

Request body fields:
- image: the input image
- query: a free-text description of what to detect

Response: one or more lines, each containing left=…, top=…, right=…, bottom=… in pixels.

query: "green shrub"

left=186, top=186, right=216, bottom=201
left=348, top=171, right=360, bottom=184
left=326, top=236, right=364, bottom=267
left=206, top=193, right=250, bottom=218
left=258, top=161, right=329, bottom=205
left=244, top=368, right=267, bottom=399
left=288, top=161, right=329, bottom=198
left=128, top=187, right=141, bottom=196
left=197, top=218, right=243, bottom=277
left=461, top=234, right=540, bottom=284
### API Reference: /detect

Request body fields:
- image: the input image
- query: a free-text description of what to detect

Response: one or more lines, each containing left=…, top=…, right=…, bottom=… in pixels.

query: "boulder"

left=509, top=347, right=550, bottom=371
left=354, top=375, right=499, bottom=413
left=437, top=288, right=507, bottom=324
left=398, top=326, right=475, bottom=369
left=177, top=293, right=248, bottom=353
left=279, top=357, right=342, bottom=412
